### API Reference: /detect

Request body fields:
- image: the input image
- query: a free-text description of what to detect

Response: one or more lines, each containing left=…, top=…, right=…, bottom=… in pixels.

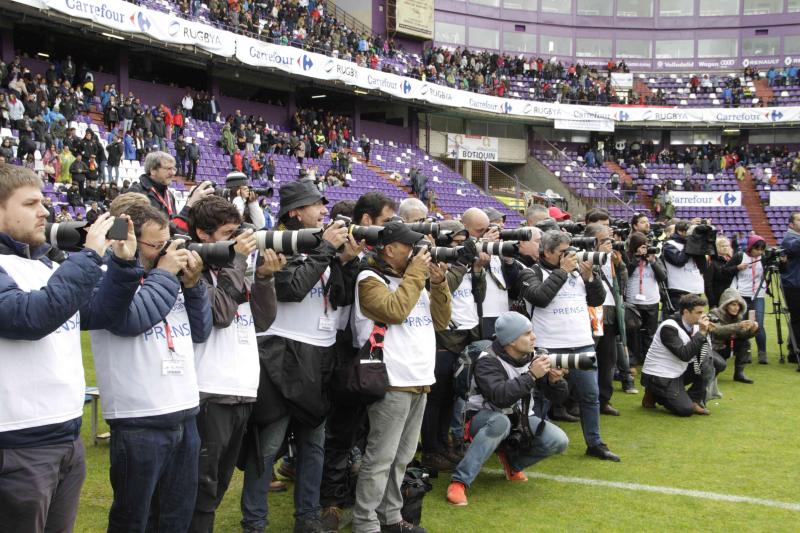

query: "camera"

left=557, top=221, right=586, bottom=235
left=612, top=241, right=627, bottom=253
left=650, top=222, right=665, bottom=238
left=328, top=215, right=385, bottom=247
left=685, top=224, right=717, bottom=256
left=475, top=240, right=519, bottom=258
left=565, top=246, right=609, bottom=265
left=44, top=220, right=128, bottom=252
left=762, top=246, right=785, bottom=267
left=254, top=228, right=323, bottom=255
left=570, top=236, right=597, bottom=250
left=406, top=222, right=439, bottom=237
left=497, top=228, right=533, bottom=241
left=539, top=350, right=597, bottom=370
left=163, top=236, right=235, bottom=267
left=413, top=240, right=462, bottom=263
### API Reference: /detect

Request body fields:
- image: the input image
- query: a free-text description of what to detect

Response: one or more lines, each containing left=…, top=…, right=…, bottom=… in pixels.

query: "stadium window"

left=540, top=35, right=573, bottom=55
left=434, top=22, right=466, bottom=45
left=742, top=37, right=780, bottom=56
left=783, top=35, right=800, bottom=54
left=699, top=0, right=739, bottom=16
left=503, top=0, right=537, bottom=10
left=577, top=0, right=613, bottom=16
left=697, top=38, right=738, bottom=57
left=743, top=0, right=782, bottom=15
left=540, top=0, right=572, bottom=14
left=655, top=39, right=694, bottom=58
left=790, top=0, right=800, bottom=12
left=470, top=0, right=501, bottom=7
left=616, top=39, right=652, bottom=58
left=468, top=27, right=500, bottom=50
left=617, top=0, right=653, bottom=17
left=659, top=0, right=693, bottom=16
left=576, top=38, right=613, bottom=57
left=504, top=32, right=537, bottom=53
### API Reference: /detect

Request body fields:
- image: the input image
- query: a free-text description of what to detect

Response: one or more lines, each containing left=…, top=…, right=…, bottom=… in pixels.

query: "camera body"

left=762, top=246, right=785, bottom=267
left=163, top=236, right=235, bottom=268
left=685, top=224, right=717, bottom=256
left=412, top=239, right=461, bottom=263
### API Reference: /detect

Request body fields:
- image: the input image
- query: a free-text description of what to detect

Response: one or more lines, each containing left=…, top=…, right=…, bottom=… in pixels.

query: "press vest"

left=531, top=267, right=594, bottom=349
left=193, top=270, right=259, bottom=398
left=266, top=265, right=342, bottom=347
left=600, top=261, right=615, bottom=306
left=642, top=319, right=698, bottom=379
left=466, top=350, right=534, bottom=416
left=665, top=240, right=704, bottom=294
left=626, top=260, right=661, bottom=305
left=91, top=291, right=199, bottom=420
left=450, top=271, right=479, bottom=330
left=482, top=256, right=509, bottom=318
left=354, top=270, right=437, bottom=387
left=734, top=254, right=765, bottom=299
left=0, top=255, right=84, bottom=432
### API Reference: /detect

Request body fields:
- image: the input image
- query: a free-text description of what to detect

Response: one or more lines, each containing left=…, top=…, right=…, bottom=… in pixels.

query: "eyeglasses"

left=159, top=166, right=177, bottom=172
left=139, top=240, right=167, bottom=251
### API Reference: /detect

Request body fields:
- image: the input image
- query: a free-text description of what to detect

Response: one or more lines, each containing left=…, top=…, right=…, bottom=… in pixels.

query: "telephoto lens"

left=612, top=241, right=627, bottom=253
left=412, top=240, right=462, bottom=263
left=558, top=221, right=586, bottom=234
left=44, top=221, right=88, bottom=251
left=570, top=236, right=597, bottom=250
left=573, top=251, right=609, bottom=265
left=349, top=225, right=384, bottom=246
left=498, top=228, right=533, bottom=241
left=254, top=229, right=323, bottom=255
left=183, top=240, right=236, bottom=267
left=475, top=240, right=519, bottom=257
left=543, top=351, right=597, bottom=370
left=407, top=222, right=440, bottom=237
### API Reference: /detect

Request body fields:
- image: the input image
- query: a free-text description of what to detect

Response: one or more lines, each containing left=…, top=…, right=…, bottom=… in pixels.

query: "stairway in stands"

left=604, top=161, right=654, bottom=213
left=739, top=170, right=777, bottom=245
left=633, top=79, right=651, bottom=102
left=754, top=78, right=774, bottom=106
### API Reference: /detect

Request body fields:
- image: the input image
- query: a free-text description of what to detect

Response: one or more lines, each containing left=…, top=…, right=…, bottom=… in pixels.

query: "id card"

left=236, top=323, right=251, bottom=344
left=635, top=293, right=647, bottom=302
left=318, top=316, right=335, bottom=331
left=162, top=355, right=185, bottom=376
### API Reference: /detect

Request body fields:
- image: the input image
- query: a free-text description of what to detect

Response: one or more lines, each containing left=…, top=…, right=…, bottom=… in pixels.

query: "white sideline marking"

left=484, top=470, right=800, bottom=511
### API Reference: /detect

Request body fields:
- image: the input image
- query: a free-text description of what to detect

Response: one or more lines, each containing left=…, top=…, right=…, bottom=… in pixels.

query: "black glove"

left=457, top=238, right=478, bottom=267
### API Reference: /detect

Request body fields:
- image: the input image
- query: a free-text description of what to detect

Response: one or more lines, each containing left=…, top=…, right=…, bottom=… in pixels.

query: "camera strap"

left=149, top=187, right=173, bottom=216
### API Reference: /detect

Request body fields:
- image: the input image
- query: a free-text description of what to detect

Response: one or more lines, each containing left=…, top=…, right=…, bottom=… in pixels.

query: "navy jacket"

left=0, top=234, right=141, bottom=448
left=781, top=229, right=800, bottom=289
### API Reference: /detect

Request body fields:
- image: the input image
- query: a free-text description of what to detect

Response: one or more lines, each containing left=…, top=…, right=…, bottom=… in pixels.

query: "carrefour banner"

left=671, top=191, right=742, bottom=207
left=446, top=134, right=499, bottom=161
left=770, top=191, right=800, bottom=206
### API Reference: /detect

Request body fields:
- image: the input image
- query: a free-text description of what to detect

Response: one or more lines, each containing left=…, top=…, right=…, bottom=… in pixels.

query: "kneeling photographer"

left=708, top=288, right=759, bottom=384
left=663, top=221, right=710, bottom=312
left=732, top=235, right=768, bottom=364
left=445, top=312, right=569, bottom=507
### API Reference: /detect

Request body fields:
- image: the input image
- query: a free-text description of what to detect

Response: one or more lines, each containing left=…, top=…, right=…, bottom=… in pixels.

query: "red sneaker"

left=496, top=450, right=528, bottom=482
left=446, top=481, right=468, bottom=506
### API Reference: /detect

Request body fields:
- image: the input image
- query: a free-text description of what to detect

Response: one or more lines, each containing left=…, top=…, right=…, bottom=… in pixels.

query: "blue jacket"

left=124, top=134, right=136, bottom=160
left=0, top=234, right=141, bottom=448
left=781, top=229, right=800, bottom=289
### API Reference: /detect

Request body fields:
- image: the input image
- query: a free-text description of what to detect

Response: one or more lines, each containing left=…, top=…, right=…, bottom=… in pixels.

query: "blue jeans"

left=452, top=410, right=568, bottom=488
left=745, top=297, right=767, bottom=353
left=541, top=345, right=602, bottom=448
left=107, top=415, right=199, bottom=532
left=240, top=416, right=325, bottom=530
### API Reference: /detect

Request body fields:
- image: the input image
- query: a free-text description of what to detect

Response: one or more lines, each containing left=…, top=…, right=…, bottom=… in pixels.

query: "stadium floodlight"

left=101, top=32, right=125, bottom=41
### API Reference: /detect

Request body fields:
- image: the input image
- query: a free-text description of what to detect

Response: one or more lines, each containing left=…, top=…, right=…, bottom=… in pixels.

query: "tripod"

left=753, top=264, right=799, bottom=367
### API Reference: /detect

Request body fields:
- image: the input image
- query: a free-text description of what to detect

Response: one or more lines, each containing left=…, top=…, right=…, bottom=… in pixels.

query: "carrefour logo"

left=501, top=102, right=512, bottom=114
left=722, top=193, right=738, bottom=206
left=402, top=80, right=412, bottom=95
left=770, top=110, right=784, bottom=122
left=135, top=11, right=150, bottom=31
left=617, top=110, right=629, bottom=121
left=168, top=20, right=180, bottom=36
left=298, top=55, right=313, bottom=71
left=249, top=47, right=293, bottom=66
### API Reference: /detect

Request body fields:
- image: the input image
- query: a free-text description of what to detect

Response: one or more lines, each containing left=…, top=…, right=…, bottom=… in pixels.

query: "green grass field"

left=74, top=311, right=800, bottom=533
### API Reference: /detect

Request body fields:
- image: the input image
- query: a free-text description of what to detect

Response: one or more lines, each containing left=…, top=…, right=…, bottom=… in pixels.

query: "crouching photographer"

left=445, top=312, right=569, bottom=507
left=708, top=288, right=759, bottom=384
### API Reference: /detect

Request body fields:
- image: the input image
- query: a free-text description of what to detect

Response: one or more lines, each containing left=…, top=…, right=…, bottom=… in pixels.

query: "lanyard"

left=751, top=259, right=757, bottom=294
left=638, top=259, right=645, bottom=295
left=164, top=320, right=175, bottom=352
left=149, top=187, right=173, bottom=216
left=320, top=273, right=330, bottom=316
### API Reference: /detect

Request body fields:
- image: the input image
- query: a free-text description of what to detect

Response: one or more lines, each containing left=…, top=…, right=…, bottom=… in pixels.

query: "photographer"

left=585, top=223, right=635, bottom=413
left=129, top=151, right=213, bottom=233
left=631, top=212, right=651, bottom=235
left=705, top=236, right=738, bottom=308
left=732, top=235, right=768, bottom=364
left=517, top=230, right=620, bottom=462
left=240, top=181, right=361, bottom=533
left=398, top=197, right=428, bottom=223
left=662, top=220, right=708, bottom=312
left=641, top=294, right=713, bottom=417
left=708, top=288, right=758, bottom=384
left=781, top=212, right=800, bottom=356
left=625, top=231, right=667, bottom=366
left=90, top=198, right=213, bottom=531
left=0, top=166, right=139, bottom=533
left=424, top=219, right=486, bottom=471
left=351, top=221, right=451, bottom=533
left=445, top=312, right=568, bottom=507
left=186, top=196, right=285, bottom=532
left=227, top=171, right=267, bottom=230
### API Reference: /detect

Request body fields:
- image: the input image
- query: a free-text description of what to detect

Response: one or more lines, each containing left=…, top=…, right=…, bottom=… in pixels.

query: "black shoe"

left=733, top=369, right=754, bottom=384
left=550, top=407, right=579, bottom=423
left=294, top=518, right=325, bottom=533
left=381, top=520, right=427, bottom=533
left=586, top=443, right=621, bottom=462
left=420, top=452, right=456, bottom=472
left=600, top=403, right=620, bottom=416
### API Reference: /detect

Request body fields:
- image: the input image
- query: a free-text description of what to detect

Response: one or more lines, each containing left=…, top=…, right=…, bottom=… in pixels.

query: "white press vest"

left=625, top=260, right=661, bottom=305
left=734, top=254, right=765, bottom=299
left=450, top=271, right=479, bottom=330
left=600, top=261, right=615, bottom=306
left=265, top=265, right=342, bottom=347
left=482, top=256, right=510, bottom=318
left=665, top=240, right=704, bottom=294
left=0, top=255, right=84, bottom=432
left=91, top=291, right=199, bottom=420
left=193, top=271, right=259, bottom=398
left=643, top=318, right=698, bottom=379
left=531, top=268, right=594, bottom=349
left=466, top=351, right=534, bottom=415
left=354, top=271, right=437, bottom=387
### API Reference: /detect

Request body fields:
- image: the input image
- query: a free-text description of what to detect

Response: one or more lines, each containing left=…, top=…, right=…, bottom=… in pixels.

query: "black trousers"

left=319, top=388, right=367, bottom=508
left=783, top=286, right=800, bottom=355
left=642, top=364, right=710, bottom=417
left=189, top=400, right=252, bottom=533
left=596, top=317, right=618, bottom=406
left=421, top=349, right=457, bottom=454
left=717, top=338, right=751, bottom=370
left=188, top=159, right=198, bottom=181
left=628, top=304, right=660, bottom=366
left=481, top=316, right=498, bottom=340
left=667, top=289, right=689, bottom=317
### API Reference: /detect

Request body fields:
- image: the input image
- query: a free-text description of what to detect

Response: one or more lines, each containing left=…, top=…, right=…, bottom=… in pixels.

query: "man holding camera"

left=187, top=196, right=286, bottom=533
left=352, top=221, right=451, bottom=533
left=781, top=213, right=800, bottom=360
left=641, top=294, right=714, bottom=417
left=446, top=312, right=569, bottom=506
left=732, top=235, right=768, bottom=364
left=241, top=180, right=361, bottom=533
left=518, top=230, right=620, bottom=461
left=708, top=288, right=759, bottom=384
left=662, top=221, right=708, bottom=312
left=625, top=231, right=667, bottom=367
left=0, top=166, right=140, bottom=533
left=91, top=198, right=213, bottom=531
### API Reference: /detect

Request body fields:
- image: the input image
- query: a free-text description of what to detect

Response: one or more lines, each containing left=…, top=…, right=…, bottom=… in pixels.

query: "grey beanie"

left=495, top=311, right=532, bottom=346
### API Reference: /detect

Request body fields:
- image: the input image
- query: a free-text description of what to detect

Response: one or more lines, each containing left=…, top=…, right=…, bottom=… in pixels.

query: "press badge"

left=635, top=293, right=647, bottom=301
left=162, top=354, right=185, bottom=376
left=318, top=316, right=335, bottom=331
left=237, top=323, right=251, bottom=344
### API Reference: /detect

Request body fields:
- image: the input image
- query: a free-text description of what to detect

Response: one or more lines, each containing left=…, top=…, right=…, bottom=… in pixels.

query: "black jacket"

left=704, top=254, right=738, bottom=308
left=663, top=234, right=708, bottom=277
left=129, top=174, right=191, bottom=233
left=517, top=258, right=606, bottom=309
left=656, top=313, right=706, bottom=363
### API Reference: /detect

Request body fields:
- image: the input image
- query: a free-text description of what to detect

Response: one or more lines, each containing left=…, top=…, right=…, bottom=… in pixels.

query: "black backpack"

left=400, top=465, right=433, bottom=526
left=453, top=340, right=492, bottom=400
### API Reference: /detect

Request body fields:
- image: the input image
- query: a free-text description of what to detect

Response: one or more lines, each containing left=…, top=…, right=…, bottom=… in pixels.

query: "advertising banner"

left=395, top=0, right=434, bottom=40
left=446, top=134, right=499, bottom=161
left=670, top=191, right=742, bottom=207
left=554, top=118, right=615, bottom=132
left=769, top=191, right=800, bottom=206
